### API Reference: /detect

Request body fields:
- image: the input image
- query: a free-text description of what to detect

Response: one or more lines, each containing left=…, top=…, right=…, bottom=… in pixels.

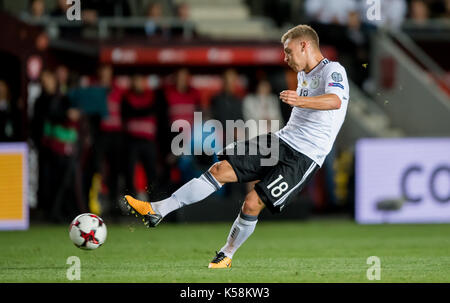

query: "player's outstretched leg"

left=124, top=161, right=237, bottom=227
left=208, top=190, right=265, bottom=268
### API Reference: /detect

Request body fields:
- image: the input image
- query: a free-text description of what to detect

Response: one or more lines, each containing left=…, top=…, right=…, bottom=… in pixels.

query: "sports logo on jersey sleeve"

left=328, top=82, right=344, bottom=89
left=328, top=70, right=345, bottom=89
left=331, top=72, right=343, bottom=82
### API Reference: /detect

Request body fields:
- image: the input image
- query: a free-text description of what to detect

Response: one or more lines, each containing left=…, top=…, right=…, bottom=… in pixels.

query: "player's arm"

left=279, top=91, right=341, bottom=110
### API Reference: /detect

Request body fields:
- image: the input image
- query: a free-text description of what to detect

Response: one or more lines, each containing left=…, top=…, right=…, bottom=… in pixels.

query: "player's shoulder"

left=322, top=60, right=348, bottom=80
left=322, top=60, right=346, bottom=73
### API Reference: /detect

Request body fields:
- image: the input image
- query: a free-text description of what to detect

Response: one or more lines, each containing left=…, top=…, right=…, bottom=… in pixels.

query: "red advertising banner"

left=101, top=45, right=337, bottom=66
left=100, top=45, right=287, bottom=66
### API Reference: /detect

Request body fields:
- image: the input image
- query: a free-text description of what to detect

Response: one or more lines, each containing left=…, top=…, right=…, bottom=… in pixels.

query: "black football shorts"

left=217, top=133, right=319, bottom=213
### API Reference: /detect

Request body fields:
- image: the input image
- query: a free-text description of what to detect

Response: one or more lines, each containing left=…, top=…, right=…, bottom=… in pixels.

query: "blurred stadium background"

left=0, top=0, right=449, bottom=229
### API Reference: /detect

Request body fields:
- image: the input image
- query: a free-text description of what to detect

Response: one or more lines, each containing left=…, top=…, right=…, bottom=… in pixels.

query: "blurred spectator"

left=81, top=0, right=131, bottom=25
left=31, top=71, right=54, bottom=152
left=82, top=0, right=130, bottom=18
left=50, top=0, right=69, bottom=17
left=347, top=11, right=366, bottom=45
left=345, top=11, right=370, bottom=86
left=409, top=0, right=431, bottom=25
left=21, top=0, right=47, bottom=20
left=210, top=69, right=246, bottom=198
left=122, top=74, right=158, bottom=198
left=31, top=70, right=81, bottom=222
left=426, top=0, right=447, bottom=18
left=211, top=68, right=245, bottom=159
left=67, top=68, right=109, bottom=214
left=260, top=0, right=293, bottom=27
left=50, top=1, right=82, bottom=37
left=176, top=2, right=190, bottom=21
left=55, top=65, right=70, bottom=95
left=81, top=9, right=98, bottom=25
left=165, top=68, right=201, bottom=126
left=170, top=2, right=197, bottom=38
left=163, top=68, right=202, bottom=183
left=0, top=80, right=20, bottom=141
left=359, top=0, right=407, bottom=29
left=210, top=69, right=244, bottom=139
left=242, top=79, right=284, bottom=140
left=145, top=2, right=166, bottom=37
left=304, top=0, right=358, bottom=26
left=304, top=0, right=372, bottom=88
left=442, top=0, right=450, bottom=19
left=98, top=65, right=125, bottom=217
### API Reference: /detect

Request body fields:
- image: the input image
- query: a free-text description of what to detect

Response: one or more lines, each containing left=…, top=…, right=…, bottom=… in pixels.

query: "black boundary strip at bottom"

left=1, top=283, right=449, bottom=302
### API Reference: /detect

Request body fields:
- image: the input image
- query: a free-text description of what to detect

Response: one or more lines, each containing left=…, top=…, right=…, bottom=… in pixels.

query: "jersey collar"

left=304, top=58, right=328, bottom=76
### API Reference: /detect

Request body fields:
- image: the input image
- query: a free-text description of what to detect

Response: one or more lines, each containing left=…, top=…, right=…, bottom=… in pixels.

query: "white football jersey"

left=275, top=58, right=349, bottom=167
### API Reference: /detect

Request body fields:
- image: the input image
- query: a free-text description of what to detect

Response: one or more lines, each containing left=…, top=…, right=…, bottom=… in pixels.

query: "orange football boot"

left=208, top=251, right=232, bottom=269
left=123, top=195, right=163, bottom=227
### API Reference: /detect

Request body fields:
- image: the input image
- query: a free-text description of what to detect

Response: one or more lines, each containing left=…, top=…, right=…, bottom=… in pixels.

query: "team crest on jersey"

left=310, top=76, right=321, bottom=89
left=331, top=72, right=343, bottom=82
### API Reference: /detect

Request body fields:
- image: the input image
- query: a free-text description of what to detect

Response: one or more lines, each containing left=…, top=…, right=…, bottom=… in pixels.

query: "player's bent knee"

left=208, top=162, right=221, bottom=176
left=242, top=191, right=265, bottom=216
left=209, top=161, right=237, bottom=184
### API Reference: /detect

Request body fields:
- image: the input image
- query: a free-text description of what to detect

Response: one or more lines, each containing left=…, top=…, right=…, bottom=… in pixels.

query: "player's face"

left=283, top=38, right=306, bottom=72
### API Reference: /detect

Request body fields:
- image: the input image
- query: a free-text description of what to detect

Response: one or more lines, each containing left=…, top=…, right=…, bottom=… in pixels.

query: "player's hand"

left=279, top=90, right=301, bottom=107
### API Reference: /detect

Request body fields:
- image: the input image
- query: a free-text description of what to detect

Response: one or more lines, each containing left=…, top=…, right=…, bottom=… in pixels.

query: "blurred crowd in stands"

left=17, top=0, right=195, bottom=39
left=15, top=0, right=450, bottom=37
left=255, top=0, right=450, bottom=26
left=13, top=0, right=450, bottom=87
left=16, top=0, right=450, bottom=21
left=1, top=0, right=449, bottom=222
left=16, top=0, right=450, bottom=27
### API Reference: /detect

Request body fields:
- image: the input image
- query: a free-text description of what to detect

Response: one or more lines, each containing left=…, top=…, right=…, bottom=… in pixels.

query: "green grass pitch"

left=1, top=220, right=449, bottom=283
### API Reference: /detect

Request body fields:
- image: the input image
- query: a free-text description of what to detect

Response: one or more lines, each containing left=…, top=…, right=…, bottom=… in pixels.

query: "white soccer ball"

left=69, top=213, right=107, bottom=250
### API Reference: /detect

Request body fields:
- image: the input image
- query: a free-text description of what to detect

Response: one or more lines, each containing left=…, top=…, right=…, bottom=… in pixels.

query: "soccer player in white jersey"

left=124, top=24, right=350, bottom=268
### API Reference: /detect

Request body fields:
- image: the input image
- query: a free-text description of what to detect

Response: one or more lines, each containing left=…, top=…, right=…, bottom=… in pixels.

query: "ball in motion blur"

left=69, top=213, right=107, bottom=250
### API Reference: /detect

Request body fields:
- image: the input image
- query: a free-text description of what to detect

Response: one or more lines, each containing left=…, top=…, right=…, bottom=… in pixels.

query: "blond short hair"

left=281, top=25, right=319, bottom=48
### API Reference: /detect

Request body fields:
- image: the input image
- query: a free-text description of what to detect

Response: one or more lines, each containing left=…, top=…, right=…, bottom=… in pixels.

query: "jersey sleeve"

left=323, top=63, right=350, bottom=104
